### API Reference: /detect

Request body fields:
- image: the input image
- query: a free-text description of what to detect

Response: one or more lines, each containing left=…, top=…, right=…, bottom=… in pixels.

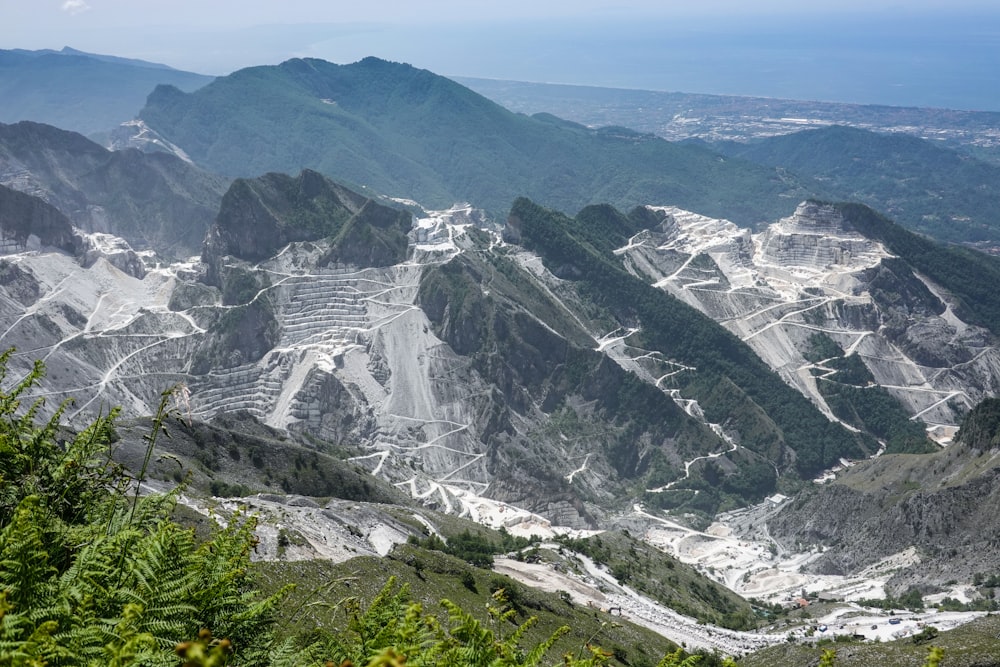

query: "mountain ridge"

left=0, top=48, right=213, bottom=135
left=714, top=126, right=1000, bottom=246
left=5, top=46, right=1000, bottom=664
left=767, top=400, right=1000, bottom=595
left=136, top=56, right=814, bottom=225
left=1, top=173, right=991, bottom=530
left=2, top=169, right=1000, bottom=647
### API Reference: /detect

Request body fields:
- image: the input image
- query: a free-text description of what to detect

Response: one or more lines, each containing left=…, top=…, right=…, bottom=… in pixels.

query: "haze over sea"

left=3, top=6, right=998, bottom=111
left=355, top=12, right=1000, bottom=112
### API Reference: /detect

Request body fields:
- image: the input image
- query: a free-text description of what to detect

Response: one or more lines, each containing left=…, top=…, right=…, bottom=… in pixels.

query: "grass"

left=740, top=615, right=1000, bottom=667
left=834, top=441, right=1000, bottom=497
left=253, top=546, right=682, bottom=667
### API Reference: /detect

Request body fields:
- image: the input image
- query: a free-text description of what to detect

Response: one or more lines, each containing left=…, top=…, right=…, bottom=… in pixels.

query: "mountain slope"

left=204, top=168, right=407, bottom=272
left=0, top=121, right=229, bottom=256
left=0, top=167, right=860, bottom=528
left=5, top=163, right=1000, bottom=606
left=0, top=47, right=213, bottom=136
left=137, top=56, right=813, bottom=224
left=0, top=183, right=80, bottom=255
left=505, top=198, right=871, bottom=479
left=713, top=125, right=1000, bottom=246
left=4, top=157, right=998, bottom=586
left=767, top=397, right=1000, bottom=595
left=608, top=201, right=1000, bottom=443
left=836, top=201, right=1000, bottom=334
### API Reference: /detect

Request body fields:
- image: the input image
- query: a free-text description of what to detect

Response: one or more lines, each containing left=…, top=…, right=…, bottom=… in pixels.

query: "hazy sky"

left=4, top=0, right=993, bottom=28
left=3, top=1, right=999, bottom=109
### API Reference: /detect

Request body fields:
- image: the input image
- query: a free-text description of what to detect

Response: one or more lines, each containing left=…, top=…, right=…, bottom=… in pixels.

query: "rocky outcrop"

left=768, top=449, right=1000, bottom=593
left=0, top=184, right=80, bottom=255
left=757, top=201, right=886, bottom=270
left=768, top=397, right=1000, bottom=592
left=203, top=169, right=409, bottom=286
left=0, top=188, right=743, bottom=530
left=0, top=259, right=41, bottom=306
left=77, top=232, right=146, bottom=278
left=1, top=185, right=995, bottom=548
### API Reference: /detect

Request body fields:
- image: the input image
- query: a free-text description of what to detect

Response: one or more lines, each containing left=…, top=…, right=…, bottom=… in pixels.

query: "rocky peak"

left=206, top=170, right=365, bottom=258
left=78, top=232, right=146, bottom=279
left=784, top=201, right=851, bottom=235
left=757, top=200, right=888, bottom=272
left=0, top=120, right=227, bottom=256
left=203, top=169, right=411, bottom=287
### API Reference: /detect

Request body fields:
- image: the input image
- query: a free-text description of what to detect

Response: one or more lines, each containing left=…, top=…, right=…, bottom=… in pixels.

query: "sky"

left=3, top=0, right=1000, bottom=109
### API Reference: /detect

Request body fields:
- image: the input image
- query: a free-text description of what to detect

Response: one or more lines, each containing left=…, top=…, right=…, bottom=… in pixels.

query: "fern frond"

left=521, top=623, right=569, bottom=667
left=0, top=618, right=59, bottom=666
left=0, top=357, right=43, bottom=424
left=656, top=647, right=705, bottom=667
left=0, top=496, right=57, bottom=609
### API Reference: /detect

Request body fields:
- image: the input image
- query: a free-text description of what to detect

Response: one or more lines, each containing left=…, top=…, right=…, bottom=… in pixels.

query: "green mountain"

left=138, top=56, right=812, bottom=224
left=205, top=168, right=410, bottom=272
left=713, top=126, right=1000, bottom=246
left=0, top=47, right=213, bottom=136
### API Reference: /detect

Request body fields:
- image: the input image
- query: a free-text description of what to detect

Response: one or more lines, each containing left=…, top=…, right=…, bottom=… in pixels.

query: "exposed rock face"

left=0, top=184, right=80, bottom=255
left=0, top=121, right=228, bottom=256
left=78, top=232, right=146, bottom=279
left=0, top=188, right=740, bottom=528
left=757, top=201, right=886, bottom=270
left=0, top=190, right=994, bottom=550
left=108, top=119, right=197, bottom=161
left=763, top=386, right=1000, bottom=593
left=0, top=259, right=41, bottom=306
left=616, top=201, right=999, bottom=431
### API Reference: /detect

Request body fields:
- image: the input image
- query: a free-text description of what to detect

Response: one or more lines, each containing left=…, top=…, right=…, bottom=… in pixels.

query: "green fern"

left=0, top=353, right=283, bottom=666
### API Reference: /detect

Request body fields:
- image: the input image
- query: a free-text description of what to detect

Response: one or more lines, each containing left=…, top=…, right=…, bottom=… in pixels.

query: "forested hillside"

left=506, top=198, right=870, bottom=477
left=138, top=57, right=812, bottom=224
left=715, top=127, right=1000, bottom=246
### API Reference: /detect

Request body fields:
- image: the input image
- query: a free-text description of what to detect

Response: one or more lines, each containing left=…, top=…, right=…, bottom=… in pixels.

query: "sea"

left=304, top=10, right=1000, bottom=112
